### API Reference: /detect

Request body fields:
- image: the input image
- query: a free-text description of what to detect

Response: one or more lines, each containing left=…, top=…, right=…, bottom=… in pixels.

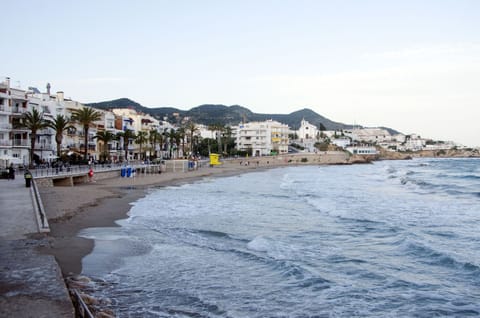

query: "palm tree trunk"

left=84, top=126, right=89, bottom=161
left=56, top=134, right=62, bottom=158
left=30, top=133, right=36, bottom=167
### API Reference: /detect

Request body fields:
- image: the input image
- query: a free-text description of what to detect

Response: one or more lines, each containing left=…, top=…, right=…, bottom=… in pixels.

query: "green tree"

left=94, top=130, right=116, bottom=162
left=47, top=114, right=75, bottom=158
left=177, top=127, right=186, bottom=158
left=20, top=108, right=50, bottom=166
left=222, top=126, right=234, bottom=155
left=71, top=107, right=102, bottom=161
left=172, top=129, right=182, bottom=158
left=148, top=129, right=161, bottom=159
left=208, top=124, right=224, bottom=154
left=185, top=121, right=199, bottom=156
left=116, top=129, right=136, bottom=162
left=136, top=131, right=148, bottom=160
left=165, top=129, right=179, bottom=158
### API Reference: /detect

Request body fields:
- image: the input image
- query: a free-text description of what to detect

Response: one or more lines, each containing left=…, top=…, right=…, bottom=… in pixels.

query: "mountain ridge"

left=86, top=98, right=400, bottom=134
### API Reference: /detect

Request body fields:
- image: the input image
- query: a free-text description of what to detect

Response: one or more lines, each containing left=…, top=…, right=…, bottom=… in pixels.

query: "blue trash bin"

left=126, top=167, right=132, bottom=177
left=121, top=167, right=126, bottom=177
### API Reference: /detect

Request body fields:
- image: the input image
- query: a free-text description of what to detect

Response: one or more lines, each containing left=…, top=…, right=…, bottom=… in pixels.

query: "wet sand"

left=39, top=154, right=351, bottom=275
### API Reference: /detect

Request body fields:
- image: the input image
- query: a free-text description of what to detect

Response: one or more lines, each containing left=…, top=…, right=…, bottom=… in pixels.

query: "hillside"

left=86, top=98, right=398, bottom=133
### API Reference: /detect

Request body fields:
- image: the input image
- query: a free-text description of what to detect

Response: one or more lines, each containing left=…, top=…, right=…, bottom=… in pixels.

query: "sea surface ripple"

left=80, top=158, right=480, bottom=317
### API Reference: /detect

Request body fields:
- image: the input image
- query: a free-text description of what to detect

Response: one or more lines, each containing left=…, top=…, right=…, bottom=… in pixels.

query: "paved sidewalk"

left=0, top=175, right=75, bottom=317
left=0, top=176, right=38, bottom=240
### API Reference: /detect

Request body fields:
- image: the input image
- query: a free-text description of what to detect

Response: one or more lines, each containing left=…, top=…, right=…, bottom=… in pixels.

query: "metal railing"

left=31, top=179, right=49, bottom=231
left=30, top=160, right=210, bottom=178
left=31, top=163, right=124, bottom=178
left=71, top=289, right=94, bottom=318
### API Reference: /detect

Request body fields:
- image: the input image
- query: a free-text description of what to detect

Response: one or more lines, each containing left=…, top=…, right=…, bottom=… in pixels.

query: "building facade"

left=235, top=120, right=289, bottom=156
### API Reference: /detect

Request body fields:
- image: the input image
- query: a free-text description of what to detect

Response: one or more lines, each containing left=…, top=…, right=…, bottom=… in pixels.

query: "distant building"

left=345, top=146, right=378, bottom=155
left=297, top=119, right=319, bottom=141
left=352, top=128, right=392, bottom=143
left=294, top=119, right=321, bottom=152
left=235, top=120, right=289, bottom=156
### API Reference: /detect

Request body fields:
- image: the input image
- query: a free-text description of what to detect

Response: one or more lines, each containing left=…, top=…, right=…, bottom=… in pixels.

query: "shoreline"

left=39, top=151, right=465, bottom=276
left=40, top=155, right=338, bottom=275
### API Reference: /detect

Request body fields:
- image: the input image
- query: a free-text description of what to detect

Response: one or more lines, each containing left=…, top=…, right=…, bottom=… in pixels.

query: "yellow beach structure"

left=209, top=153, right=222, bottom=166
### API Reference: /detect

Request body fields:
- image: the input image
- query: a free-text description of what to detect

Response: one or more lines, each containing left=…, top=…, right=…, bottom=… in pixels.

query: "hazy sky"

left=2, top=0, right=479, bottom=146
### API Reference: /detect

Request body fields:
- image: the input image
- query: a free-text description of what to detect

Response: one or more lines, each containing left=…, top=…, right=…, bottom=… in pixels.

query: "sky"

left=2, top=0, right=479, bottom=146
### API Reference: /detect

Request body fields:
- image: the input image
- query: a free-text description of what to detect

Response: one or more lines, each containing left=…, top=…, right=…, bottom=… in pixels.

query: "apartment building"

left=0, top=77, right=128, bottom=165
left=235, top=120, right=289, bottom=156
left=0, top=78, right=35, bottom=165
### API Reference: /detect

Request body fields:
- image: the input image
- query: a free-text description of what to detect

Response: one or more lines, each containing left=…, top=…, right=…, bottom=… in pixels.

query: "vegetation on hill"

left=86, top=98, right=399, bottom=134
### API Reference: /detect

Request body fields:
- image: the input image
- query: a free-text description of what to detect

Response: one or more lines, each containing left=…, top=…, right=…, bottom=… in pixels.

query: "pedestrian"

left=88, top=167, right=94, bottom=182
left=8, top=163, right=14, bottom=180
left=24, top=170, right=32, bottom=187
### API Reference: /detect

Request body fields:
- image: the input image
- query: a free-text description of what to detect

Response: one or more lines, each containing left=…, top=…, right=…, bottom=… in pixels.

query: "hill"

left=86, top=98, right=398, bottom=134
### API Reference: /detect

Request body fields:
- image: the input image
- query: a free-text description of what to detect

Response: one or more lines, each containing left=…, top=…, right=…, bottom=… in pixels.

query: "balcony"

left=11, top=107, right=28, bottom=115
left=12, top=140, right=30, bottom=147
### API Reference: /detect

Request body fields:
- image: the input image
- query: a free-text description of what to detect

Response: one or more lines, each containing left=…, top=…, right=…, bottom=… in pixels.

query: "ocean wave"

left=401, top=240, right=480, bottom=274
left=458, top=174, right=480, bottom=180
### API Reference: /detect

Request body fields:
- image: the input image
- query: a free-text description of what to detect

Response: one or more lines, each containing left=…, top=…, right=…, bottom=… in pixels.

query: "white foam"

left=247, top=236, right=271, bottom=252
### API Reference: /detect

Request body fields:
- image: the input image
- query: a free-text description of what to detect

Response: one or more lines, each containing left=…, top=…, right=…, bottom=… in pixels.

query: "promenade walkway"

left=0, top=174, right=75, bottom=318
left=0, top=175, right=38, bottom=239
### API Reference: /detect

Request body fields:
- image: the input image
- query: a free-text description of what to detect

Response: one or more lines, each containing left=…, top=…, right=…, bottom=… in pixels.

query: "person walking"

left=24, top=170, right=32, bottom=187
left=8, top=164, right=15, bottom=180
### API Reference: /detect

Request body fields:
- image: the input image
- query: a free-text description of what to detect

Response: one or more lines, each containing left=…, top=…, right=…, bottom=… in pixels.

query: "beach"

left=39, top=153, right=352, bottom=276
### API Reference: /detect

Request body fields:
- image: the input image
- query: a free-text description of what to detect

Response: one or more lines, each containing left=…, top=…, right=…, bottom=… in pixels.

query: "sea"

left=80, top=158, right=480, bottom=317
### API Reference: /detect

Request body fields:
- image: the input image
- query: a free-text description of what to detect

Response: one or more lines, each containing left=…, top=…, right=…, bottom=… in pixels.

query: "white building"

left=297, top=119, right=319, bottom=141
left=352, top=128, right=392, bottom=143
left=345, top=146, right=378, bottom=155
left=112, top=108, right=163, bottom=160
left=0, top=77, right=31, bottom=166
left=197, top=124, right=217, bottom=139
left=295, top=119, right=322, bottom=152
left=235, top=120, right=289, bottom=156
left=398, top=134, right=425, bottom=152
left=331, top=138, right=351, bottom=148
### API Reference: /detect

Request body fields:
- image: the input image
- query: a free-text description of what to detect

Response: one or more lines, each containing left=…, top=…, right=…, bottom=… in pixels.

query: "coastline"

left=40, top=153, right=352, bottom=276
left=38, top=150, right=480, bottom=276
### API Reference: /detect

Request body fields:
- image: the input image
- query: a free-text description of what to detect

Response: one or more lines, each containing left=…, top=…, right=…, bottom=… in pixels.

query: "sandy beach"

left=38, top=153, right=351, bottom=276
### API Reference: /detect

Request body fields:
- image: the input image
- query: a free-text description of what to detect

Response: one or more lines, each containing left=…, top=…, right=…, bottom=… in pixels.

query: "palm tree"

left=209, top=124, right=225, bottom=153
left=172, top=129, right=182, bottom=158
left=136, top=131, right=148, bottom=160
left=177, top=127, right=186, bottom=158
left=71, top=107, right=102, bottom=161
left=165, top=129, right=176, bottom=159
left=47, top=114, right=75, bottom=158
left=185, top=121, right=199, bottom=156
left=148, top=130, right=161, bottom=159
left=20, top=108, right=49, bottom=166
left=94, top=131, right=116, bottom=162
left=223, top=126, right=233, bottom=155
left=117, top=129, right=136, bottom=162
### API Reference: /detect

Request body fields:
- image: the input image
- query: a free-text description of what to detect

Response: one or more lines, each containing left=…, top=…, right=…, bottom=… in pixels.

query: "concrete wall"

left=35, top=169, right=122, bottom=188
